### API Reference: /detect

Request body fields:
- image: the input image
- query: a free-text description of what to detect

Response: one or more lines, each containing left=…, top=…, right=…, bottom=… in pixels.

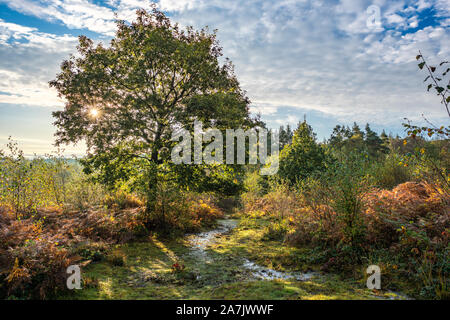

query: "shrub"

left=143, top=181, right=224, bottom=235
left=5, top=242, right=71, bottom=299
left=318, top=152, right=373, bottom=249
left=103, top=190, right=144, bottom=210
left=286, top=178, right=449, bottom=297
left=107, top=251, right=126, bottom=266
left=364, top=181, right=449, bottom=248
left=0, top=211, right=71, bottom=299
left=0, top=204, right=147, bottom=299
left=262, top=218, right=290, bottom=241
left=242, top=181, right=297, bottom=219
left=71, top=242, right=108, bottom=262
left=243, top=169, right=265, bottom=196
left=64, top=170, right=107, bottom=211
left=371, top=153, right=413, bottom=189
left=0, top=140, right=61, bottom=217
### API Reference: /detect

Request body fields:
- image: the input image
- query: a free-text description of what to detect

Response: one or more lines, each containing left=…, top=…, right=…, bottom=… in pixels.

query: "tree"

left=277, top=121, right=326, bottom=184
left=346, top=122, right=365, bottom=151
left=364, top=123, right=386, bottom=157
left=351, top=122, right=364, bottom=138
left=279, top=124, right=293, bottom=150
left=50, top=8, right=253, bottom=211
left=329, top=124, right=351, bottom=150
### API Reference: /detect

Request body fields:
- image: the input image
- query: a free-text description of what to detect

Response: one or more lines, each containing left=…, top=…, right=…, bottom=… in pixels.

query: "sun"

left=89, top=108, right=99, bottom=118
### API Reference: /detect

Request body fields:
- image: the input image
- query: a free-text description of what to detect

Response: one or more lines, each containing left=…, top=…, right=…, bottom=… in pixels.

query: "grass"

left=60, top=214, right=410, bottom=300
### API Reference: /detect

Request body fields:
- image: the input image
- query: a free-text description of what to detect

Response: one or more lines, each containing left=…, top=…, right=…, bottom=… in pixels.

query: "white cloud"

left=0, top=19, right=78, bottom=107
left=0, top=0, right=117, bottom=35
left=163, top=0, right=449, bottom=126
left=0, top=0, right=205, bottom=36
left=386, top=13, right=405, bottom=25
left=417, top=0, right=432, bottom=11
left=0, top=0, right=448, bottom=128
left=159, top=0, right=202, bottom=12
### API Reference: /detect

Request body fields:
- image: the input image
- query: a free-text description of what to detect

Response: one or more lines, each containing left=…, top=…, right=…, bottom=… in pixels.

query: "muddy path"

left=186, top=218, right=319, bottom=283
left=182, top=216, right=410, bottom=300
left=65, top=215, right=412, bottom=299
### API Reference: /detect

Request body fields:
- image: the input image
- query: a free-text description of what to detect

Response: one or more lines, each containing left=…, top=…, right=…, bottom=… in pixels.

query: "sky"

left=0, top=0, right=449, bottom=156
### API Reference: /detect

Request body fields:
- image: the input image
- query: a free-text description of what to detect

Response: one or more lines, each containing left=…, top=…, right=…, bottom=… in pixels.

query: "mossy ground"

left=60, top=214, right=409, bottom=300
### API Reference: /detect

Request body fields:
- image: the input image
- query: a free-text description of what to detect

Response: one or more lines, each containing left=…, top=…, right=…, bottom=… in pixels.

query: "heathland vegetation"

left=0, top=8, right=448, bottom=300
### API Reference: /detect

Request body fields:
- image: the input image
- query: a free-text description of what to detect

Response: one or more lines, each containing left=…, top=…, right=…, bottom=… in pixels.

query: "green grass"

left=60, top=215, right=410, bottom=300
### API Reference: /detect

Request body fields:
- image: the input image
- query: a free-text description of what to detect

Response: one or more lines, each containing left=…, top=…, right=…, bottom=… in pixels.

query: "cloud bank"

left=0, top=0, right=449, bottom=136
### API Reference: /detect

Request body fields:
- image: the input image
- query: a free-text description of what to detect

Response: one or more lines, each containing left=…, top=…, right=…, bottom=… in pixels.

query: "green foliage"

left=243, top=169, right=265, bottom=196
left=278, top=124, right=293, bottom=150
left=142, top=179, right=224, bottom=236
left=322, top=153, right=372, bottom=248
left=277, top=121, right=326, bottom=184
left=365, top=123, right=387, bottom=157
left=49, top=8, right=253, bottom=210
left=73, top=242, right=108, bottom=262
left=0, top=138, right=71, bottom=216
left=328, top=124, right=352, bottom=150
left=170, top=163, right=245, bottom=197
left=402, top=52, right=450, bottom=192
left=416, top=51, right=449, bottom=117
left=398, top=136, right=450, bottom=191
left=0, top=138, right=110, bottom=215
left=63, top=166, right=107, bottom=211
left=328, top=122, right=388, bottom=158
left=262, top=218, right=290, bottom=241
left=370, top=152, right=412, bottom=189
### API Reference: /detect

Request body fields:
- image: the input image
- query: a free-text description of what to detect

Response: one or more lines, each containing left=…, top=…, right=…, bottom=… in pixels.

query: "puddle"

left=188, top=219, right=238, bottom=251
left=387, top=291, right=411, bottom=300
left=243, top=259, right=318, bottom=281
left=187, top=218, right=318, bottom=282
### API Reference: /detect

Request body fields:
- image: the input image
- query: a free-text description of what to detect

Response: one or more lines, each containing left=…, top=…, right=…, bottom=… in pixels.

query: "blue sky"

left=0, top=0, right=449, bottom=156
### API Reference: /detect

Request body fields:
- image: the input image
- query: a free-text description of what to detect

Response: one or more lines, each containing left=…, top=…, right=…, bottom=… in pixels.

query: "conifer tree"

left=278, top=121, right=326, bottom=184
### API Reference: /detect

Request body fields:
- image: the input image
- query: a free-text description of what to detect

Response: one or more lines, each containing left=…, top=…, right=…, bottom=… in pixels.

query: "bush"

left=143, top=181, right=224, bottom=235
left=371, top=153, right=412, bottom=189
left=292, top=153, right=372, bottom=249
left=71, top=242, right=108, bottom=262
left=0, top=210, right=71, bottom=299
left=103, top=190, right=144, bottom=210
left=364, top=181, right=449, bottom=248
left=0, top=140, right=62, bottom=217
left=286, top=178, right=449, bottom=297
left=327, top=155, right=371, bottom=248
left=107, top=251, right=126, bottom=267
left=5, top=242, right=70, bottom=299
left=0, top=203, right=147, bottom=299
left=243, top=169, right=265, bottom=196
left=64, top=170, right=107, bottom=212
left=262, top=219, right=290, bottom=241
left=243, top=181, right=297, bottom=219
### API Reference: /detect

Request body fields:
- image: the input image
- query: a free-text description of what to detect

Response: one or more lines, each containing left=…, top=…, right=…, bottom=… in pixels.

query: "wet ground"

left=184, top=217, right=411, bottom=300
left=187, top=218, right=319, bottom=283
left=63, top=216, right=412, bottom=299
